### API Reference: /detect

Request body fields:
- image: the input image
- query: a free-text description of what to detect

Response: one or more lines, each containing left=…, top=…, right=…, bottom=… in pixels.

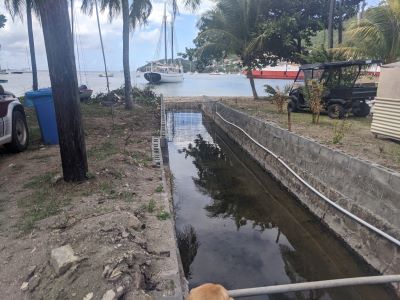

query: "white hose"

left=228, top=275, right=400, bottom=297
left=215, top=108, right=400, bottom=247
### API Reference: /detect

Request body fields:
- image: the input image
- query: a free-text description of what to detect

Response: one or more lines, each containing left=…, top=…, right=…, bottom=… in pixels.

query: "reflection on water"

left=167, top=111, right=397, bottom=300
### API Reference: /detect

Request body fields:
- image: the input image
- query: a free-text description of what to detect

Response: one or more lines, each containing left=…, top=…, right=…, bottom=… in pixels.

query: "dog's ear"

left=187, top=283, right=233, bottom=300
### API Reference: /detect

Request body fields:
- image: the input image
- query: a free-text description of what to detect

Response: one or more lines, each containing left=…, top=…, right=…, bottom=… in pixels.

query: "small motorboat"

left=0, top=79, right=8, bottom=83
left=11, top=71, right=23, bottom=74
left=79, top=85, right=93, bottom=101
left=99, top=73, right=114, bottom=78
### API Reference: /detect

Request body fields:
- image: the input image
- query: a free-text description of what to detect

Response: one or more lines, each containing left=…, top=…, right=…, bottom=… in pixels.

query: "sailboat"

left=144, top=3, right=183, bottom=84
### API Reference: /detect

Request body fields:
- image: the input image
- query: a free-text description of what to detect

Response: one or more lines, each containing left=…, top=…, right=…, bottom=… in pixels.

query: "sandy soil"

left=0, top=101, right=177, bottom=299
left=165, top=96, right=400, bottom=172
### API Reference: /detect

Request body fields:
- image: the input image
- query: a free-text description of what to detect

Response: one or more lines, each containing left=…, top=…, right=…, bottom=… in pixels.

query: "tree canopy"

left=338, top=0, right=400, bottom=63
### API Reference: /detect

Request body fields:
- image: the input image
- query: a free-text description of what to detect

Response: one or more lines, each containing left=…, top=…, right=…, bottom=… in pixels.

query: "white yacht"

left=144, top=63, right=183, bottom=83
left=144, top=3, right=183, bottom=84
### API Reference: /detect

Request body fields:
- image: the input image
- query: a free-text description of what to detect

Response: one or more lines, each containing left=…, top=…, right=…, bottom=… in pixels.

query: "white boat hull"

left=144, top=72, right=183, bottom=83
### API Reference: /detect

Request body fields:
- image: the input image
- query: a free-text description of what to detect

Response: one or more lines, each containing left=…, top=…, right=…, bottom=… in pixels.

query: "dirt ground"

left=201, top=96, right=400, bottom=172
left=0, top=101, right=178, bottom=299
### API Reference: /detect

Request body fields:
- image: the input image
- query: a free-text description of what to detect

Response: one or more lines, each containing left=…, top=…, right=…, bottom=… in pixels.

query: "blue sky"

left=0, top=0, right=380, bottom=71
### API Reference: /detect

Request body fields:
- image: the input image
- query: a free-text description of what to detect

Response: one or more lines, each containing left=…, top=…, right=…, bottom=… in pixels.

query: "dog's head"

left=187, top=283, right=233, bottom=300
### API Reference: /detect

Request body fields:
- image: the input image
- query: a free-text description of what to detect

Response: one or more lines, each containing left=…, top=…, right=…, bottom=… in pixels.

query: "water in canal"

left=166, top=111, right=397, bottom=300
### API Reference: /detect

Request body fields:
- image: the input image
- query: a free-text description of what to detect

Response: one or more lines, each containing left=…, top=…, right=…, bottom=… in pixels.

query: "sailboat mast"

left=164, top=3, right=167, bottom=64
left=71, top=0, right=74, bottom=46
left=95, top=0, right=110, bottom=93
left=171, top=16, right=174, bottom=63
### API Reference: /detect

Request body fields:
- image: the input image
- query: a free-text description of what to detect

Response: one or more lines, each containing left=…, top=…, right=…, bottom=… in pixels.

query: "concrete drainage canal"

left=164, top=109, right=398, bottom=300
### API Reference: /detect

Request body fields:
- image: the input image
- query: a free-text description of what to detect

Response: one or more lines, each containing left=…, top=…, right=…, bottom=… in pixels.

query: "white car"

left=0, top=85, right=29, bottom=152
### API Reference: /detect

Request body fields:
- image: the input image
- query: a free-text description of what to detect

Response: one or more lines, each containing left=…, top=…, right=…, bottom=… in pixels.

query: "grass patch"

left=87, top=140, right=119, bottom=161
left=155, top=184, right=163, bottom=193
left=23, top=172, right=56, bottom=189
left=18, top=183, right=70, bottom=233
left=147, top=199, right=156, bottom=213
left=81, top=102, right=112, bottom=118
left=157, top=210, right=170, bottom=221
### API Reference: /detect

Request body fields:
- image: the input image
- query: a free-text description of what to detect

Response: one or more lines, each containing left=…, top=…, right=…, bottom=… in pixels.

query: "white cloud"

left=137, top=28, right=160, bottom=43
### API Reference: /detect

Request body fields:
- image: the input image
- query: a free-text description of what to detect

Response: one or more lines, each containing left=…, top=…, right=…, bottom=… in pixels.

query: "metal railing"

left=228, top=275, right=400, bottom=298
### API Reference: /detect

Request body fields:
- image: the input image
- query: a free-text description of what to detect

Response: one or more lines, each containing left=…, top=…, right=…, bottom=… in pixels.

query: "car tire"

left=352, top=102, right=370, bottom=117
left=5, top=110, right=29, bottom=153
left=327, top=104, right=345, bottom=119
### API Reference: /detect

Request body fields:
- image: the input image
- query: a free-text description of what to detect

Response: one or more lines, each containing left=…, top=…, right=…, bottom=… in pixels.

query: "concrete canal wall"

left=200, top=101, right=400, bottom=277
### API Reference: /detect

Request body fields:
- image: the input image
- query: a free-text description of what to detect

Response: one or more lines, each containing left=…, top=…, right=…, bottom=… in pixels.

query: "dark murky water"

left=167, top=111, right=397, bottom=300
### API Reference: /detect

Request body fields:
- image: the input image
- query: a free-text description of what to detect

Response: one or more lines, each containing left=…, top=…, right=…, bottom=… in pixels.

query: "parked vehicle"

left=0, top=85, right=29, bottom=152
left=288, top=60, right=381, bottom=118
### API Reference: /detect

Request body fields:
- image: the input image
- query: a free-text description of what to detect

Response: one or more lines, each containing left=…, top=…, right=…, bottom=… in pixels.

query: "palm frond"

left=130, top=0, right=152, bottom=30
left=4, top=0, right=24, bottom=20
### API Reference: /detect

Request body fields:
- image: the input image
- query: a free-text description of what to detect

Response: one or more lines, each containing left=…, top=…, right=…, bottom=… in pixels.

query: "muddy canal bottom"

left=166, top=111, right=397, bottom=300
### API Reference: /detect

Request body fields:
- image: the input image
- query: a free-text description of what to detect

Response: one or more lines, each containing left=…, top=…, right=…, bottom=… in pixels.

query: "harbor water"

left=0, top=70, right=288, bottom=97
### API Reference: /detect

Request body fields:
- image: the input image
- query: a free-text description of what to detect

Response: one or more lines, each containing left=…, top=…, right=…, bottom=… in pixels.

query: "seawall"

left=199, top=101, right=400, bottom=278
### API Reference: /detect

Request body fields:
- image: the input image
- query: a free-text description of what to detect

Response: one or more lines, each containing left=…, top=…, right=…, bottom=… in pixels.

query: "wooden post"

left=288, top=109, right=292, bottom=132
left=38, top=0, right=88, bottom=182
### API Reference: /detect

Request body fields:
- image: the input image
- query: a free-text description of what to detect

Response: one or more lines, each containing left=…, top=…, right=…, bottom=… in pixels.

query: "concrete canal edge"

left=146, top=136, right=188, bottom=299
left=198, top=101, right=400, bottom=281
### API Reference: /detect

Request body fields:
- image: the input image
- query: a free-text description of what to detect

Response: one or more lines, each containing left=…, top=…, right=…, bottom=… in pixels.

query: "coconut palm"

left=82, top=0, right=152, bottom=110
left=196, top=0, right=270, bottom=99
left=82, top=0, right=200, bottom=110
left=339, top=0, right=400, bottom=63
left=4, top=0, right=38, bottom=90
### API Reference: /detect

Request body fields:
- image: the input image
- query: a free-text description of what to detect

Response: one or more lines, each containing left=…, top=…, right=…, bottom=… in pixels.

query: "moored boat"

left=144, top=3, right=183, bottom=84
left=99, top=73, right=114, bottom=77
left=79, top=85, right=93, bottom=101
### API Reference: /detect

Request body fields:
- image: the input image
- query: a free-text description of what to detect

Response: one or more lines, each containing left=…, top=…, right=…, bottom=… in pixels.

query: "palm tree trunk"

left=26, top=0, right=38, bottom=91
left=328, top=0, right=335, bottom=48
left=38, top=0, right=88, bottom=182
left=94, top=0, right=110, bottom=93
left=338, top=0, right=343, bottom=44
left=247, top=69, right=258, bottom=100
left=122, top=0, right=133, bottom=110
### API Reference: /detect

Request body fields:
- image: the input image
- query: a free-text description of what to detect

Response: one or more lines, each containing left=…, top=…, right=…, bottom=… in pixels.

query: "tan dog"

left=187, top=283, right=234, bottom=300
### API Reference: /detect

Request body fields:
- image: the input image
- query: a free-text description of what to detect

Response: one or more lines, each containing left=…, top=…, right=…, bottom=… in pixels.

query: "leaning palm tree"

left=338, top=0, right=400, bottom=63
left=4, top=0, right=38, bottom=90
left=195, top=0, right=264, bottom=99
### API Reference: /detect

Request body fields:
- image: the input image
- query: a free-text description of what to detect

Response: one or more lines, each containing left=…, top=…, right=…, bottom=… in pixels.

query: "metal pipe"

left=228, top=275, right=400, bottom=298
left=215, top=109, right=400, bottom=247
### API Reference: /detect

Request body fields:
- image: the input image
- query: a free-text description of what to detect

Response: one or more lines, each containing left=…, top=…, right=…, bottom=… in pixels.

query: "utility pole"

left=38, top=0, right=88, bottom=182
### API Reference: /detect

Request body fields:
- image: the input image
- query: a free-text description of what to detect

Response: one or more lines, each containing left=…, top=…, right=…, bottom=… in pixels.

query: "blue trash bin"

left=25, top=88, right=59, bottom=145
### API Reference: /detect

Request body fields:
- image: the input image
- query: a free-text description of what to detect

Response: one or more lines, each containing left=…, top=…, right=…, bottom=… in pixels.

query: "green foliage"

left=332, top=118, right=352, bottom=144
left=132, top=86, right=161, bottom=107
left=303, top=80, right=325, bottom=124
left=157, top=210, right=170, bottom=221
left=338, top=0, right=400, bottom=63
left=147, top=199, right=156, bottom=213
left=264, top=85, right=277, bottom=96
left=303, top=44, right=347, bottom=63
left=0, top=15, right=6, bottom=28
left=264, top=84, right=291, bottom=113
left=155, top=184, right=163, bottom=193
